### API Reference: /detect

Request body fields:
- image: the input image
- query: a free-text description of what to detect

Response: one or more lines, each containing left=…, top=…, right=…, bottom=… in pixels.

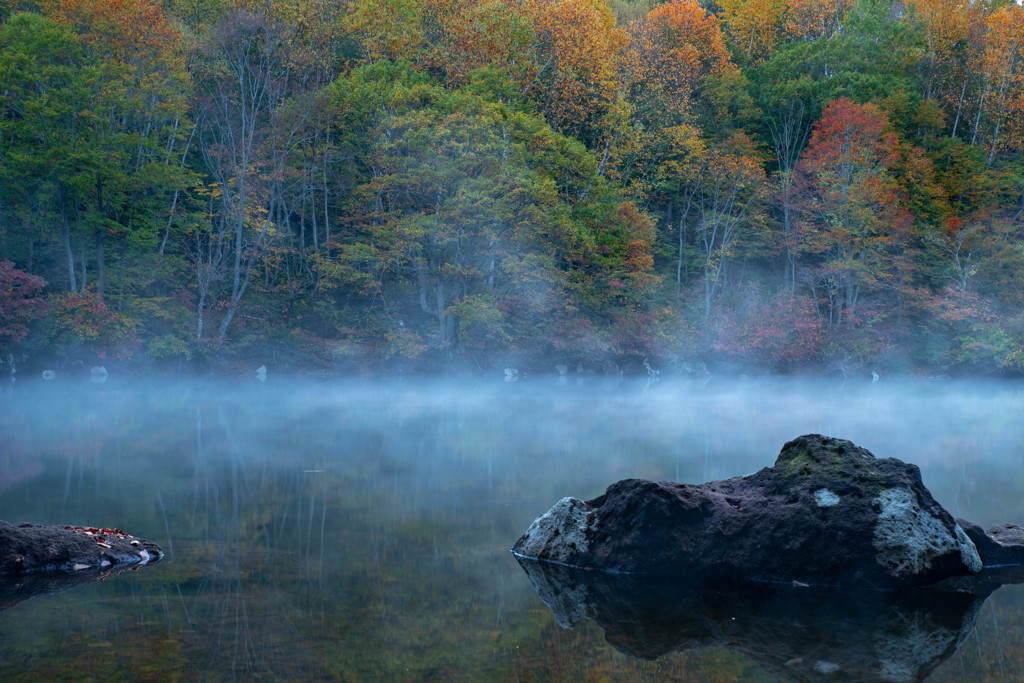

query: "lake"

left=1, top=375, right=1023, bottom=681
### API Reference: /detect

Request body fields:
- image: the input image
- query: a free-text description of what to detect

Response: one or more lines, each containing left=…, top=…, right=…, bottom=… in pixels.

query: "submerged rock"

left=512, top=434, right=1015, bottom=589
left=0, top=521, right=162, bottom=575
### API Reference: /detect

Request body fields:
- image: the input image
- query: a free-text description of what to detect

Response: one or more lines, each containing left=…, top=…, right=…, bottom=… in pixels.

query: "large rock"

left=0, top=521, right=162, bottom=575
left=513, top=435, right=1002, bottom=589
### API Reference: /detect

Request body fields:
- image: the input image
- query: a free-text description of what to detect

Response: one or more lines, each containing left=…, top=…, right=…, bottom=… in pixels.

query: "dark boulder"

left=0, top=521, right=162, bottom=575
left=513, top=434, right=990, bottom=589
left=956, top=520, right=1024, bottom=568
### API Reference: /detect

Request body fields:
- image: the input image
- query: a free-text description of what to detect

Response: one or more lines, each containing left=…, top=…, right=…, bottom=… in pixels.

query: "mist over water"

left=1, top=375, right=1023, bottom=680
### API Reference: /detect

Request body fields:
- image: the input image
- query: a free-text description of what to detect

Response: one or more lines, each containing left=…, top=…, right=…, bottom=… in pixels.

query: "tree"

left=44, top=0, right=188, bottom=297
left=747, top=27, right=917, bottom=293
left=927, top=216, right=978, bottom=292
left=796, top=98, right=913, bottom=327
left=194, top=8, right=307, bottom=345
left=0, top=13, right=110, bottom=294
left=324, top=65, right=553, bottom=353
left=322, top=62, right=659, bottom=361
left=903, top=0, right=981, bottom=101
left=0, top=4, right=192, bottom=314
left=417, top=0, right=536, bottom=89
left=721, top=0, right=852, bottom=66
left=977, top=5, right=1023, bottom=168
left=0, top=260, right=46, bottom=349
left=520, top=0, right=624, bottom=142
left=785, top=0, right=851, bottom=42
left=720, top=0, right=787, bottom=66
left=625, top=0, right=733, bottom=128
left=42, top=290, right=137, bottom=360
left=345, top=0, right=427, bottom=63
left=692, top=136, right=767, bottom=319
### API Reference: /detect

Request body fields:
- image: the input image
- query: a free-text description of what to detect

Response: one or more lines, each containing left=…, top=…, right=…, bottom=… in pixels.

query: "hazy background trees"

left=1, top=0, right=1022, bottom=376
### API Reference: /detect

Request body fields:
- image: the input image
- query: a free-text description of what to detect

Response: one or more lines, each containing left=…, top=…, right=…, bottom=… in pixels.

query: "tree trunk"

left=96, top=230, right=106, bottom=299
left=323, top=128, right=331, bottom=257
left=197, top=287, right=207, bottom=341
left=436, top=281, right=447, bottom=345
left=970, top=81, right=988, bottom=147
left=951, top=80, right=968, bottom=139
left=78, top=226, right=87, bottom=294
left=781, top=178, right=796, bottom=294
left=62, top=211, right=78, bottom=294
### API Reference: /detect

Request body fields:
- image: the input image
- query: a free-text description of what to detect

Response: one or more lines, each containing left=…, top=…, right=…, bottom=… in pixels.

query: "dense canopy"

left=1, top=0, right=1022, bottom=375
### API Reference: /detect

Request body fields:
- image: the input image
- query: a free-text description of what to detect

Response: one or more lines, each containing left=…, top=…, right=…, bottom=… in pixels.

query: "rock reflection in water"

left=0, top=564, right=157, bottom=614
left=515, top=556, right=996, bottom=682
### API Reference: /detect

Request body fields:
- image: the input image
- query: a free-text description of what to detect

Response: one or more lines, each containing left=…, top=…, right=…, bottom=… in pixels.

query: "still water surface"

left=1, top=376, right=1023, bottom=680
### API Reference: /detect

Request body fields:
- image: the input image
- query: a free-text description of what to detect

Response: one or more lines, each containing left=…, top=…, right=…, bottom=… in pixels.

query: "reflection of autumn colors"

left=1, top=380, right=1024, bottom=679
left=0, top=412, right=43, bottom=492
left=0, top=456, right=42, bottom=494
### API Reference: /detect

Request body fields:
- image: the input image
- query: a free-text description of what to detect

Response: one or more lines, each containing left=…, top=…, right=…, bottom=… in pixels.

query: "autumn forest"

left=0, top=0, right=1022, bottom=377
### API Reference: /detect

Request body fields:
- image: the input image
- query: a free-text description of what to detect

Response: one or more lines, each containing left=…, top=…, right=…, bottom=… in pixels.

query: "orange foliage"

left=343, top=0, right=625, bottom=137
left=345, top=0, right=427, bottom=62
left=626, top=0, right=733, bottom=125
left=980, top=4, right=1024, bottom=158
left=42, top=0, right=182, bottom=72
left=721, top=0, right=851, bottom=64
left=784, top=0, right=850, bottom=42
left=258, top=0, right=348, bottom=81
left=800, top=98, right=902, bottom=189
left=797, top=98, right=913, bottom=318
left=720, top=0, right=786, bottom=65
left=901, top=0, right=1022, bottom=157
left=421, top=0, right=536, bottom=86
left=904, top=0, right=990, bottom=122
left=905, top=0, right=977, bottom=59
left=521, top=0, right=625, bottom=135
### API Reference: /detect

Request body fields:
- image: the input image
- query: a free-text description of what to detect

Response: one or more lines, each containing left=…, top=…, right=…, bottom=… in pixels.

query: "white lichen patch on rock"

left=872, top=488, right=982, bottom=577
left=954, top=523, right=983, bottom=572
left=814, top=489, right=840, bottom=507
left=513, top=497, right=594, bottom=565
left=814, top=660, right=840, bottom=674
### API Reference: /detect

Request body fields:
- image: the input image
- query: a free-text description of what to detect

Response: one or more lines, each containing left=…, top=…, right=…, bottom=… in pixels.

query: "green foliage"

left=147, top=332, right=193, bottom=361
left=1, top=0, right=1023, bottom=375
left=319, top=60, right=660, bottom=362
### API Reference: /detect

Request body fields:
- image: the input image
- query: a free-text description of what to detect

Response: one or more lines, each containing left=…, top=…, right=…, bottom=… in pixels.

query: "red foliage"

left=48, top=292, right=138, bottom=359
left=744, top=295, right=825, bottom=365
left=797, top=98, right=912, bottom=247
left=711, top=293, right=825, bottom=368
left=924, top=287, right=995, bottom=324
left=610, top=307, right=672, bottom=359
left=0, top=261, right=47, bottom=346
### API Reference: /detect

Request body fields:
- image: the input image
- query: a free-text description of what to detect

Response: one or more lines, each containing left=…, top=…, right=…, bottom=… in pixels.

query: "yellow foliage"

left=626, top=0, right=733, bottom=125
left=721, top=0, right=851, bottom=64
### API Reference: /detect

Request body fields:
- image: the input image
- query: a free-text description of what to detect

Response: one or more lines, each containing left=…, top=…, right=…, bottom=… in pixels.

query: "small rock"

left=0, top=521, right=162, bottom=575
